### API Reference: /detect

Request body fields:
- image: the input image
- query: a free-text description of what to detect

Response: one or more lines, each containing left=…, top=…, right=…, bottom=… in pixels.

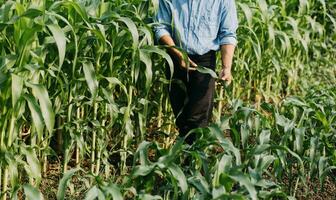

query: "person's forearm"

left=220, top=44, right=235, bottom=70
left=159, top=35, right=183, bottom=59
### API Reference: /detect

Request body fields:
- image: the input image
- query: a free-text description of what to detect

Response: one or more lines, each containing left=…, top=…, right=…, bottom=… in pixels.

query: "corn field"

left=0, top=0, right=335, bottom=199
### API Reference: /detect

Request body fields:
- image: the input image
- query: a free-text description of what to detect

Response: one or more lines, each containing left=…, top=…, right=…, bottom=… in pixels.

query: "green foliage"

left=0, top=0, right=335, bottom=199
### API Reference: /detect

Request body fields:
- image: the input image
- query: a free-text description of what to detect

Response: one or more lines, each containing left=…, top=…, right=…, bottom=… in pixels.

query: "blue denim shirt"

left=153, top=0, right=238, bottom=55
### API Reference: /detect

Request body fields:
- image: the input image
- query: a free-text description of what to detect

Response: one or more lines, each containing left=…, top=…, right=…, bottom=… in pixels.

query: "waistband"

left=188, top=50, right=216, bottom=62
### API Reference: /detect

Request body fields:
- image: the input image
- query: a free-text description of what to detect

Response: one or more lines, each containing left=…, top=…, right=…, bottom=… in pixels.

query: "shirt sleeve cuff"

left=154, top=28, right=171, bottom=41
left=219, top=36, right=238, bottom=46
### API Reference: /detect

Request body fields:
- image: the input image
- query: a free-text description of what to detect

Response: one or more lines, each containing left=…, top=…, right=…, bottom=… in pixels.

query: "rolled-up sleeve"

left=153, top=0, right=172, bottom=41
left=218, top=0, right=238, bottom=46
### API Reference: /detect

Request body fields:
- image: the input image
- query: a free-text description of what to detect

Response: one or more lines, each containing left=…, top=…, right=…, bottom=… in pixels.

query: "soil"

left=295, top=176, right=336, bottom=200
left=40, top=161, right=88, bottom=200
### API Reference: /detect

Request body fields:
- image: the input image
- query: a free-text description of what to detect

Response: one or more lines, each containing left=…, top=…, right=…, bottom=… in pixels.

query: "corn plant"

left=0, top=0, right=335, bottom=199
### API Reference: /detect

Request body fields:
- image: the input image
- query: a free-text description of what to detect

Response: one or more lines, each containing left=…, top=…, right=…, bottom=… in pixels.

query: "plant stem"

left=157, top=88, right=164, bottom=129
left=76, top=106, right=81, bottom=167
left=7, top=116, right=15, bottom=147
left=1, top=168, right=8, bottom=200
left=217, top=85, right=224, bottom=122
left=91, top=102, right=98, bottom=174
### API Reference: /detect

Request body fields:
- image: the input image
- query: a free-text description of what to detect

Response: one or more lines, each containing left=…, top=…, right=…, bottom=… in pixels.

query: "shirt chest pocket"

left=197, top=14, right=218, bottom=39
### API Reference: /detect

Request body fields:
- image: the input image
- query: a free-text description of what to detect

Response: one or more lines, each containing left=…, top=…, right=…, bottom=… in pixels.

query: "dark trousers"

left=166, top=50, right=216, bottom=144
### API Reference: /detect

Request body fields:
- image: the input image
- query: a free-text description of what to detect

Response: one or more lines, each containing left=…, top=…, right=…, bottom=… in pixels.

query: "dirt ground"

left=295, top=176, right=336, bottom=200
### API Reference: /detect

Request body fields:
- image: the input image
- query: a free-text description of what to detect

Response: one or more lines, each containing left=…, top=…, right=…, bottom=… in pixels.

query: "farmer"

left=153, top=0, right=238, bottom=144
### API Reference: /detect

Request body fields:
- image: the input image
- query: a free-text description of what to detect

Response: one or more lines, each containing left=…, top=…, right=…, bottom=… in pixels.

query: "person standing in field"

left=153, top=0, right=238, bottom=144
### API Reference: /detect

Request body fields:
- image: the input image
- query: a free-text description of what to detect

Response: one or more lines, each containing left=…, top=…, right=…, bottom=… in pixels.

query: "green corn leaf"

left=274, top=145, right=305, bottom=174
left=21, top=8, right=43, bottom=18
left=320, top=166, right=336, bottom=185
left=23, top=184, right=44, bottom=200
left=309, top=137, right=318, bottom=163
left=258, top=155, right=276, bottom=171
left=326, top=13, right=336, bottom=32
left=157, top=138, right=183, bottom=167
left=212, top=187, right=226, bottom=199
left=57, top=168, right=79, bottom=200
left=275, top=113, right=294, bottom=133
left=213, top=193, right=245, bottom=200
left=229, top=173, right=257, bottom=200
left=101, top=184, right=123, bottom=200
left=0, top=73, right=8, bottom=88
left=85, top=186, right=105, bottom=200
left=188, top=174, right=211, bottom=196
left=209, top=124, right=241, bottom=165
left=284, top=97, right=307, bottom=107
left=23, top=94, right=44, bottom=140
left=8, top=159, right=19, bottom=190
left=240, top=124, right=249, bottom=148
left=117, top=16, right=139, bottom=48
left=213, top=155, right=233, bottom=187
left=0, top=1, right=15, bottom=23
left=294, top=128, right=305, bottom=154
left=104, top=77, right=127, bottom=96
left=196, top=66, right=218, bottom=79
left=45, top=10, right=78, bottom=73
left=47, top=24, right=66, bottom=68
left=318, top=156, right=328, bottom=180
left=315, top=111, right=329, bottom=129
left=1, top=55, right=16, bottom=71
left=259, top=130, right=271, bottom=145
left=251, top=144, right=271, bottom=155
left=21, top=147, right=41, bottom=182
left=18, top=27, right=38, bottom=53
left=167, top=163, right=188, bottom=195
left=219, top=173, right=234, bottom=192
left=238, top=3, right=253, bottom=27
left=27, top=82, right=55, bottom=134
left=91, top=25, right=107, bottom=51
left=50, top=1, right=89, bottom=22
left=132, top=165, right=155, bottom=177
left=139, top=49, right=153, bottom=90
left=135, top=141, right=153, bottom=166
left=139, top=26, right=153, bottom=45
left=83, top=61, right=99, bottom=98
left=11, top=74, right=23, bottom=107
left=123, top=106, right=134, bottom=138
left=258, top=0, right=268, bottom=14
left=141, top=46, right=174, bottom=80
left=138, top=194, right=162, bottom=200
left=66, top=1, right=89, bottom=21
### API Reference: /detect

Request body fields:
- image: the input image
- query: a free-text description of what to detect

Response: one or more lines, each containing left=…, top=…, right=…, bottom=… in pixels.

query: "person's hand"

left=220, top=68, right=232, bottom=85
left=175, top=51, right=197, bottom=71
left=179, top=57, right=197, bottom=71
